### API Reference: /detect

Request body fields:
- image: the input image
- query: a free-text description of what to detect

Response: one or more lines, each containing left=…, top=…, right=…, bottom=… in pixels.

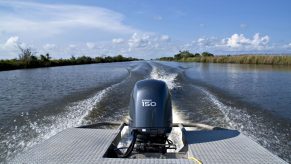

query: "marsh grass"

left=0, top=55, right=139, bottom=71
left=161, top=55, right=291, bottom=65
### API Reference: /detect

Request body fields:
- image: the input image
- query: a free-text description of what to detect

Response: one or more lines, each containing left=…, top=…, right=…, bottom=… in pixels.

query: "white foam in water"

left=149, top=63, right=276, bottom=156
left=149, top=66, right=178, bottom=90
left=6, top=64, right=182, bottom=161
left=198, top=87, right=291, bottom=161
left=172, top=104, right=184, bottom=123
left=6, top=86, right=113, bottom=161
left=198, top=86, right=247, bottom=129
left=31, top=87, right=110, bottom=137
left=149, top=64, right=183, bottom=123
left=198, top=87, right=233, bottom=125
left=196, top=87, right=272, bottom=148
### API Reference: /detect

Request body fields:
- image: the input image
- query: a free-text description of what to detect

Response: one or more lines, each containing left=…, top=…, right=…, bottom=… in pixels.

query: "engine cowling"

left=129, top=79, right=172, bottom=142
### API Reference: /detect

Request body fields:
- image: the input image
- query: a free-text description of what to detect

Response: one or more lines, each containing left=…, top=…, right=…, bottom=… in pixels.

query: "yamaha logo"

left=142, top=99, right=157, bottom=107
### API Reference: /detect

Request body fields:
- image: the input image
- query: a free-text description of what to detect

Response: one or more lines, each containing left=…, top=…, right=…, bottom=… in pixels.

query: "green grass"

left=0, top=55, right=139, bottom=71
left=161, top=55, right=291, bottom=65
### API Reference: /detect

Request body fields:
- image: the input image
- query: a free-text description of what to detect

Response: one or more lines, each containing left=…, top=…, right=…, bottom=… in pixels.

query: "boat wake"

left=4, top=61, right=290, bottom=163
left=196, top=86, right=289, bottom=159
left=148, top=63, right=184, bottom=123
left=149, top=61, right=290, bottom=162
left=2, top=85, right=114, bottom=162
left=4, top=63, right=145, bottom=162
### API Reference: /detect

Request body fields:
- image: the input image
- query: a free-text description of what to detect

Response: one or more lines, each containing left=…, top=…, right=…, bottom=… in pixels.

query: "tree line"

left=0, top=47, right=139, bottom=71
left=160, top=50, right=291, bottom=65
left=160, top=51, right=214, bottom=61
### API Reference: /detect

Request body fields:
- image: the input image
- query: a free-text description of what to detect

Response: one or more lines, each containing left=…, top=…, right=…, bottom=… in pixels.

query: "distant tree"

left=115, top=55, right=124, bottom=62
left=104, top=56, right=113, bottom=62
left=0, top=53, right=139, bottom=71
left=18, top=46, right=33, bottom=61
left=45, top=53, right=51, bottom=60
left=174, top=50, right=195, bottom=59
left=18, top=46, right=39, bottom=67
left=39, top=53, right=51, bottom=66
left=40, top=54, right=46, bottom=62
left=201, top=52, right=214, bottom=57
left=70, top=55, right=76, bottom=61
left=30, top=55, right=38, bottom=61
left=194, top=53, right=201, bottom=57
left=95, top=57, right=103, bottom=63
left=76, top=56, right=93, bottom=64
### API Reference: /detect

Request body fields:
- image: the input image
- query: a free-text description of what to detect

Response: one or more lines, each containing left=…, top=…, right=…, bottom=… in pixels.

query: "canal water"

left=0, top=61, right=290, bottom=162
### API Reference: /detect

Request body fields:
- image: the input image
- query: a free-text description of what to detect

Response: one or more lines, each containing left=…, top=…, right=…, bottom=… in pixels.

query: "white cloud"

left=127, top=33, right=172, bottom=51
left=1, top=35, right=28, bottom=50
left=225, top=33, right=270, bottom=50
left=3, top=36, right=20, bottom=49
left=112, top=38, right=125, bottom=44
left=0, top=32, right=176, bottom=59
left=0, top=1, right=137, bottom=36
left=226, top=34, right=251, bottom=48
left=196, top=37, right=218, bottom=47
left=0, top=36, right=32, bottom=58
left=252, top=33, right=269, bottom=46
left=283, top=43, right=291, bottom=49
left=181, top=33, right=273, bottom=53
left=128, top=33, right=151, bottom=50
left=0, top=1, right=289, bottom=59
left=0, top=1, right=145, bottom=58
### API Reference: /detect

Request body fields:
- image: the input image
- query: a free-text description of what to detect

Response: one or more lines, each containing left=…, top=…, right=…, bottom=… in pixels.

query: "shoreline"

left=160, top=55, right=291, bottom=65
left=0, top=55, right=139, bottom=72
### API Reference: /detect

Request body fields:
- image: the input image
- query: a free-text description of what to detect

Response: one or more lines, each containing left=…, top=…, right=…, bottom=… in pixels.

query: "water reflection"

left=183, top=62, right=291, bottom=120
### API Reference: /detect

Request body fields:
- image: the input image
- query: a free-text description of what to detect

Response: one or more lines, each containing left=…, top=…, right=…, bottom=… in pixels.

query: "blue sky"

left=0, top=0, right=291, bottom=59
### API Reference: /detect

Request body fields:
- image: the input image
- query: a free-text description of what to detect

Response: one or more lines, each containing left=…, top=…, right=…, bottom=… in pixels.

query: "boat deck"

left=10, top=125, right=287, bottom=164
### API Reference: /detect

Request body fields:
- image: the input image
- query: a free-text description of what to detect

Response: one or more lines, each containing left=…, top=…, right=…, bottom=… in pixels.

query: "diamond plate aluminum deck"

left=9, top=128, right=287, bottom=164
left=186, top=130, right=287, bottom=164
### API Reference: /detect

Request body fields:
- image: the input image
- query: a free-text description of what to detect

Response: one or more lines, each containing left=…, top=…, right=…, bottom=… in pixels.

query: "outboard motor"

left=114, top=79, right=174, bottom=158
left=129, top=79, right=173, bottom=153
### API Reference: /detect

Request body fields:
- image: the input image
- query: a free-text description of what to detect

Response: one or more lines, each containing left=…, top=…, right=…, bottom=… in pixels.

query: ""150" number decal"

left=142, top=99, right=157, bottom=107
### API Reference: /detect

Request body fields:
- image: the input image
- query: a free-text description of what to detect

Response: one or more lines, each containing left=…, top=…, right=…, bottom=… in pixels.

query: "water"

left=0, top=61, right=290, bottom=163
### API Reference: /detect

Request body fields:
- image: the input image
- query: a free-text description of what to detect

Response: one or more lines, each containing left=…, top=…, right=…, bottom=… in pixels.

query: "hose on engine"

left=115, top=130, right=137, bottom=158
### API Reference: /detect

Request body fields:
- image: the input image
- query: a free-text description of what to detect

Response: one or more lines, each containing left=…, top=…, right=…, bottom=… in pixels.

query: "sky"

left=0, top=0, right=291, bottom=59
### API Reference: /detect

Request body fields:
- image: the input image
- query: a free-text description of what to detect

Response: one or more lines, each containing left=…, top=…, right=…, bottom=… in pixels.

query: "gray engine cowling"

left=129, top=79, right=172, bottom=142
